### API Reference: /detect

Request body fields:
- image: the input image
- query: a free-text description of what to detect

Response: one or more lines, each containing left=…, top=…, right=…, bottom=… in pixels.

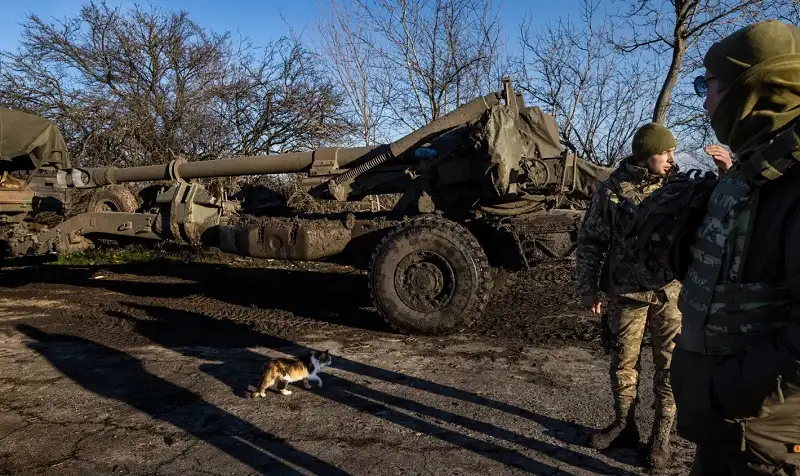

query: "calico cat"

left=246, top=350, right=332, bottom=397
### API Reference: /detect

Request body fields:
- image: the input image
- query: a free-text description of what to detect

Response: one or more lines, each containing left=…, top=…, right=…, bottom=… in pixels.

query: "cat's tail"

left=245, top=384, right=259, bottom=399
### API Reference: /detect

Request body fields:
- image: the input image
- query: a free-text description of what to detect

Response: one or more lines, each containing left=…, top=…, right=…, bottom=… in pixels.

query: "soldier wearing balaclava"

left=670, top=19, right=800, bottom=474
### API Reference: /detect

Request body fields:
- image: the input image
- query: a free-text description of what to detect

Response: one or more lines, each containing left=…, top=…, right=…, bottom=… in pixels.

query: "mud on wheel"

left=86, top=185, right=139, bottom=213
left=368, top=215, right=492, bottom=335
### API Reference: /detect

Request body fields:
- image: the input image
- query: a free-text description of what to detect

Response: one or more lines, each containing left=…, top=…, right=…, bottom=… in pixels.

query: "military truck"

left=0, top=77, right=612, bottom=335
left=0, top=107, right=72, bottom=223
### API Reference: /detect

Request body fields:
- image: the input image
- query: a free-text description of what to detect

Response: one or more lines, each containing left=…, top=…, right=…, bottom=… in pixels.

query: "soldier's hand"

left=705, top=144, right=732, bottom=172
left=581, top=294, right=602, bottom=314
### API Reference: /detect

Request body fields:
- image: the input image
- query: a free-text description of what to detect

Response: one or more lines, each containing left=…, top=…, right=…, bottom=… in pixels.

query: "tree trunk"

left=652, top=35, right=686, bottom=124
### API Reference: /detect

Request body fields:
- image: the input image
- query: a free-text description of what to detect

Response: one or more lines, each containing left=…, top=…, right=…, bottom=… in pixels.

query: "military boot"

left=588, top=400, right=639, bottom=450
left=646, top=411, right=675, bottom=469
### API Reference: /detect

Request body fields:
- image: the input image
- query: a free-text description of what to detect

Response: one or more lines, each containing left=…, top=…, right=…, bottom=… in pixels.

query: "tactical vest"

left=604, top=168, right=662, bottom=236
left=678, top=121, right=800, bottom=355
left=599, top=166, right=663, bottom=291
left=626, top=169, right=719, bottom=281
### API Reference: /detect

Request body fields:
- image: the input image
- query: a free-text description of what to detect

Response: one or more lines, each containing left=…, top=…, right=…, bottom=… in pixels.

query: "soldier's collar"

left=619, top=157, right=661, bottom=185
left=726, top=118, right=800, bottom=186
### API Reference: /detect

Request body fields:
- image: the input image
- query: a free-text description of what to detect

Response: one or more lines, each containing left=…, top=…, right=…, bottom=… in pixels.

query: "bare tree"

left=0, top=2, right=234, bottom=167
left=0, top=1, right=351, bottom=169
left=610, top=0, right=768, bottom=125
left=513, top=0, right=658, bottom=165
left=315, top=0, right=392, bottom=146
left=347, top=0, right=505, bottom=133
left=774, top=0, right=800, bottom=23
left=216, top=35, right=353, bottom=156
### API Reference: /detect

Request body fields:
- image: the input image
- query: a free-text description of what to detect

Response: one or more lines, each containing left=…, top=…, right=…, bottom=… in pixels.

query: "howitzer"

left=0, top=77, right=613, bottom=335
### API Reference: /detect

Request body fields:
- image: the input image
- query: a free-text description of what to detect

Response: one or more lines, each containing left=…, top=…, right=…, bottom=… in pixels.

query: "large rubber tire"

left=86, top=185, right=139, bottom=213
left=368, top=216, right=492, bottom=335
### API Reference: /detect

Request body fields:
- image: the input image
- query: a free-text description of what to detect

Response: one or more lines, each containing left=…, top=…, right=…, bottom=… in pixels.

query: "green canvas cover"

left=482, top=105, right=526, bottom=196
left=478, top=103, right=611, bottom=198
left=0, top=107, right=71, bottom=170
left=570, top=155, right=614, bottom=200
left=518, top=106, right=565, bottom=159
left=481, top=105, right=569, bottom=195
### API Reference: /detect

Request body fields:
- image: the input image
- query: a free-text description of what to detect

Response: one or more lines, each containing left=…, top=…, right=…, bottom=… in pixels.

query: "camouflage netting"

left=0, top=107, right=71, bottom=170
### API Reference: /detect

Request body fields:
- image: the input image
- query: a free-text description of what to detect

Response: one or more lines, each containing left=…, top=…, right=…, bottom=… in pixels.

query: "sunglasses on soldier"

left=693, top=74, right=721, bottom=98
left=693, top=75, right=709, bottom=97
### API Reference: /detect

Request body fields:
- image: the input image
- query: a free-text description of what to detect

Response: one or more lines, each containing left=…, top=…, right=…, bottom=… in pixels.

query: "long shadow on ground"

left=0, top=260, right=386, bottom=333
left=105, top=300, right=640, bottom=475
left=3, top=260, right=642, bottom=473
left=15, top=324, right=352, bottom=476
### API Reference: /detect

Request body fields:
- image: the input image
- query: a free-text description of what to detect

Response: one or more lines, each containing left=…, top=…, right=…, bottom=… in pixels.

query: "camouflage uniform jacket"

left=576, top=157, right=674, bottom=299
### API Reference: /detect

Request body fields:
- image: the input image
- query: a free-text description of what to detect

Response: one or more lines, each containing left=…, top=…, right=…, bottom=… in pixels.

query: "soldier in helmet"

left=575, top=122, right=683, bottom=468
left=664, top=19, right=800, bottom=474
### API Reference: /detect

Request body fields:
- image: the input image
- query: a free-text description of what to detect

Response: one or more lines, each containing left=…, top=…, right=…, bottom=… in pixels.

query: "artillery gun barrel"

left=60, top=91, right=501, bottom=189
left=86, top=147, right=377, bottom=186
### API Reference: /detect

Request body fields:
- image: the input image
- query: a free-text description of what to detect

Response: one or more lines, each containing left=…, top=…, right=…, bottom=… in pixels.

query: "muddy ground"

left=0, top=249, right=696, bottom=475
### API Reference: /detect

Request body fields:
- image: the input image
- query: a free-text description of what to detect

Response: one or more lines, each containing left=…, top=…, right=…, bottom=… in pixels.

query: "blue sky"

left=0, top=0, right=582, bottom=56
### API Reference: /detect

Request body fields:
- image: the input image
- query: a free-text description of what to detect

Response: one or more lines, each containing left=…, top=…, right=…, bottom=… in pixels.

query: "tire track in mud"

left=117, top=260, right=601, bottom=347
left=0, top=256, right=601, bottom=349
left=65, top=291, right=380, bottom=348
left=476, top=261, right=601, bottom=346
left=141, top=294, right=370, bottom=337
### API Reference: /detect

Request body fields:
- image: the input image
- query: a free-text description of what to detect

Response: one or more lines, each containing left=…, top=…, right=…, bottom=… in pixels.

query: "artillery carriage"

left=0, top=78, right=612, bottom=335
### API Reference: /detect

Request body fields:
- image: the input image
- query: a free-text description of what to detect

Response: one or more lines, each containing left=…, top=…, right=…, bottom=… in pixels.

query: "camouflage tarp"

left=518, top=106, right=565, bottom=159
left=479, top=104, right=612, bottom=198
left=568, top=155, right=614, bottom=201
left=0, top=107, right=71, bottom=170
left=483, top=105, right=525, bottom=196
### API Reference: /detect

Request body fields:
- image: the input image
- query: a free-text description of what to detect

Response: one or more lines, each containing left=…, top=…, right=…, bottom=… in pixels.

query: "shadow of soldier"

left=14, top=323, right=353, bottom=476
left=108, top=301, right=642, bottom=475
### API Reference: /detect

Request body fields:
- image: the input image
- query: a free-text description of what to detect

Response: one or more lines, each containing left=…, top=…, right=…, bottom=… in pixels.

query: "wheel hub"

left=395, top=251, right=455, bottom=313
left=408, top=262, right=443, bottom=294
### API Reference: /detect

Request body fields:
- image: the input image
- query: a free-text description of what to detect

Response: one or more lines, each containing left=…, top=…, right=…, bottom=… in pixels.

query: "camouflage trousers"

left=607, top=280, right=682, bottom=415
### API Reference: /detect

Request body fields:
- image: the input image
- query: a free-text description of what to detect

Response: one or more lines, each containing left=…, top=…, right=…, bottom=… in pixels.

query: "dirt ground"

left=0, top=250, right=696, bottom=475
